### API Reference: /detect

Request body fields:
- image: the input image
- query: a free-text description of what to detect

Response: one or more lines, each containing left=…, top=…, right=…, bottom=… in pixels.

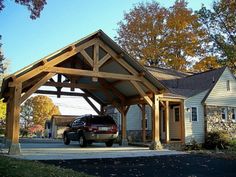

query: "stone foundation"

left=206, top=105, right=236, bottom=138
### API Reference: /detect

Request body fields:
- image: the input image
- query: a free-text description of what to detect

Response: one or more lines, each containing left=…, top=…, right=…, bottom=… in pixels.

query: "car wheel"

left=105, top=140, right=113, bottom=147
left=63, top=133, right=70, bottom=145
left=79, top=135, right=87, bottom=147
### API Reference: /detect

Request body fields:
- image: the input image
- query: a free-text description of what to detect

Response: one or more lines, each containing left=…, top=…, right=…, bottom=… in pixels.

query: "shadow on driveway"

left=41, top=154, right=236, bottom=177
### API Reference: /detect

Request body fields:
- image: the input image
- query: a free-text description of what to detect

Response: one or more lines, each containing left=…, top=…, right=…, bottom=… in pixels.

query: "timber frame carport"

left=1, top=30, right=167, bottom=155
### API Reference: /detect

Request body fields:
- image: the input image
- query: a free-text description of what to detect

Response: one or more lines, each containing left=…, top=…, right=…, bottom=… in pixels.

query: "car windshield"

left=88, top=116, right=115, bottom=124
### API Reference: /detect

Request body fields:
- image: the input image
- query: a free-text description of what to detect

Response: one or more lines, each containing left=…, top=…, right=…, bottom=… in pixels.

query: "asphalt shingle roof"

left=147, top=66, right=226, bottom=98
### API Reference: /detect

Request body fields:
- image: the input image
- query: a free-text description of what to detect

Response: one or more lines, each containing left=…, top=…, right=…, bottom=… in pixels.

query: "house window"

left=227, top=80, right=230, bottom=91
left=191, top=107, right=198, bottom=121
left=174, top=107, right=180, bottom=122
left=221, top=108, right=227, bottom=120
left=232, top=108, right=236, bottom=122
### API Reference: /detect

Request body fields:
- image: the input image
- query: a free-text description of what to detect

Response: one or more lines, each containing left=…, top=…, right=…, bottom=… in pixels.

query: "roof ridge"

left=184, top=66, right=226, bottom=78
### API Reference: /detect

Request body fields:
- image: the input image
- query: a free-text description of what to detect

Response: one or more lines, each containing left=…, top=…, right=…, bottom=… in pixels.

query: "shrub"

left=229, top=139, right=236, bottom=151
left=20, top=128, right=29, bottom=137
left=205, top=131, right=230, bottom=149
left=184, top=138, right=202, bottom=150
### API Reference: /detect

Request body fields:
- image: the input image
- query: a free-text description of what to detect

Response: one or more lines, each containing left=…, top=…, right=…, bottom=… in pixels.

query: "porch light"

left=186, top=108, right=191, bottom=112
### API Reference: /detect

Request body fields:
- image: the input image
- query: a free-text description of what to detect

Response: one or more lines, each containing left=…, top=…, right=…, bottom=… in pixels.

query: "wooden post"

left=121, top=106, right=128, bottom=146
left=7, top=85, right=22, bottom=155
left=150, top=95, right=162, bottom=150
left=141, top=104, right=146, bottom=143
left=180, top=100, right=185, bottom=143
left=100, top=105, right=104, bottom=115
left=165, top=101, right=170, bottom=143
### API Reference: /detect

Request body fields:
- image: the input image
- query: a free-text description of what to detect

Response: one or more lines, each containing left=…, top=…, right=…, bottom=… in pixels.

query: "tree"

left=193, top=56, right=221, bottom=72
left=0, top=100, right=6, bottom=125
left=31, top=95, right=60, bottom=126
left=0, top=35, right=6, bottom=76
left=20, top=97, right=34, bottom=129
left=0, top=0, right=47, bottom=19
left=197, top=0, right=236, bottom=72
left=116, top=0, right=209, bottom=71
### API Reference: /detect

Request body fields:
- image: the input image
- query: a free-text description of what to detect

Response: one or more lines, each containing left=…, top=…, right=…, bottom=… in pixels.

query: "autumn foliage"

left=0, top=0, right=46, bottom=19
left=20, top=95, right=60, bottom=128
left=116, top=0, right=209, bottom=71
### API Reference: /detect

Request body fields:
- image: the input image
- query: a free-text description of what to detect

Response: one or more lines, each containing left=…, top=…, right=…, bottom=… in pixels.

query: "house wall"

left=109, top=105, right=152, bottom=142
left=184, top=90, right=208, bottom=144
left=205, top=105, right=236, bottom=138
left=205, top=68, right=236, bottom=107
left=204, top=68, right=236, bottom=138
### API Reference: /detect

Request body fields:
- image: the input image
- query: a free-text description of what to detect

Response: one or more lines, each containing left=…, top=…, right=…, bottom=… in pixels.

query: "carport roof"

left=0, top=30, right=167, bottom=105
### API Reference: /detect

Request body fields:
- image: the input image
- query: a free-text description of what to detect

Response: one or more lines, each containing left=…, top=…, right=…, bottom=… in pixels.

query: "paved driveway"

left=41, top=154, right=236, bottom=177
left=7, top=142, right=186, bottom=160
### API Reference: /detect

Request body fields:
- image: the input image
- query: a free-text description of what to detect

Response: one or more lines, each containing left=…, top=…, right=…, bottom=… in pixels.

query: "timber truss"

left=0, top=30, right=179, bottom=155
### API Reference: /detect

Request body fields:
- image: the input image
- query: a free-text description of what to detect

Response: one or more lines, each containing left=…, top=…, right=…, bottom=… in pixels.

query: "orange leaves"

left=193, top=56, right=221, bottom=72
left=116, top=0, right=209, bottom=71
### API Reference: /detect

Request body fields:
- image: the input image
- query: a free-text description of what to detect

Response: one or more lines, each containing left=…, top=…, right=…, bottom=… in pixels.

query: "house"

left=50, top=115, right=77, bottom=138
left=108, top=66, right=236, bottom=144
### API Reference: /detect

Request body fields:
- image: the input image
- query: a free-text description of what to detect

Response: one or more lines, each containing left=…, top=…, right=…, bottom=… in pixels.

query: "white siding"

left=126, top=105, right=142, bottom=130
left=205, top=68, right=236, bottom=107
left=184, top=90, right=208, bottom=143
left=125, top=105, right=152, bottom=130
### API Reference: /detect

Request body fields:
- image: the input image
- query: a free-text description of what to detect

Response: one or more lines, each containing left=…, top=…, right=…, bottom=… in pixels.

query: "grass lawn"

left=0, top=155, right=93, bottom=177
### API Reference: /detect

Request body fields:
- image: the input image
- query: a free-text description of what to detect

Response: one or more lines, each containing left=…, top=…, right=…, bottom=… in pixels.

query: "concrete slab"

left=2, top=142, right=187, bottom=160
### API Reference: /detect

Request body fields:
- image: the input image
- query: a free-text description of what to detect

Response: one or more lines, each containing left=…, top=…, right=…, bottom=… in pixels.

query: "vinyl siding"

left=126, top=105, right=152, bottom=130
left=126, top=105, right=142, bottom=130
left=205, top=68, right=236, bottom=107
left=184, top=90, right=208, bottom=143
left=113, top=105, right=152, bottom=131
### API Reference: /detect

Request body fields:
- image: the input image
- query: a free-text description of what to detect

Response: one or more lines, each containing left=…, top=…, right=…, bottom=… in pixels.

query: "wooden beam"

left=82, top=90, right=105, bottom=106
left=83, top=96, right=100, bottom=115
left=98, top=54, right=111, bottom=68
left=80, top=50, right=93, bottom=67
left=130, top=80, right=153, bottom=107
left=93, top=43, right=99, bottom=81
left=9, top=38, right=98, bottom=85
left=45, top=67, right=142, bottom=81
left=120, top=106, right=127, bottom=144
left=56, top=74, right=62, bottom=98
left=35, top=90, right=87, bottom=97
left=98, top=79, right=126, bottom=103
left=21, top=73, right=55, bottom=103
left=124, top=105, right=130, bottom=115
left=159, top=97, right=182, bottom=102
left=7, top=84, right=22, bottom=154
left=98, top=39, right=158, bottom=94
left=165, top=101, right=170, bottom=143
left=180, top=100, right=185, bottom=143
left=152, top=95, right=160, bottom=142
left=44, top=82, right=100, bottom=90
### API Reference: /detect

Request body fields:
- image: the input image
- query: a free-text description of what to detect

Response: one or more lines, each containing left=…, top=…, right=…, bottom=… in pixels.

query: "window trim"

left=221, top=107, right=227, bottom=121
left=232, top=108, right=236, bottom=122
left=191, top=107, right=198, bottom=122
left=173, top=106, right=180, bottom=122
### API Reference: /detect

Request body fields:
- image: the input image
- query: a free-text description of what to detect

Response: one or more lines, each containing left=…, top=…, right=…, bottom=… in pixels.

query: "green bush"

left=0, top=128, right=5, bottom=135
left=184, top=138, right=202, bottom=151
left=205, top=131, right=230, bottom=149
left=229, top=139, right=236, bottom=151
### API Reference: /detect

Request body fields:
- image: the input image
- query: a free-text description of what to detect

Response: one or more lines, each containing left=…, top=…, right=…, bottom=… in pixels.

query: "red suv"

left=63, top=114, right=118, bottom=147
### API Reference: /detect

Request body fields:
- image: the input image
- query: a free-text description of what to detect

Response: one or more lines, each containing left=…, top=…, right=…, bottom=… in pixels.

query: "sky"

left=0, top=0, right=212, bottom=115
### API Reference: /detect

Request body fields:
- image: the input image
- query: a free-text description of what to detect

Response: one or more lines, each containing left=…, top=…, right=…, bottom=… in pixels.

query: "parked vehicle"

left=63, top=114, right=118, bottom=147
